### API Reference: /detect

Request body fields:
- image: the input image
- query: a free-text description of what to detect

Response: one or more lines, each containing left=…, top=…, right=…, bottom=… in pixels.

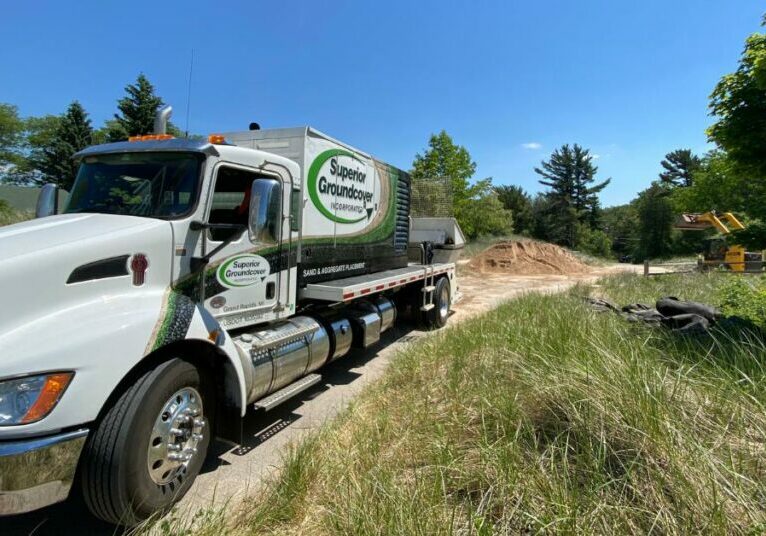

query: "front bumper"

left=0, top=428, right=88, bottom=515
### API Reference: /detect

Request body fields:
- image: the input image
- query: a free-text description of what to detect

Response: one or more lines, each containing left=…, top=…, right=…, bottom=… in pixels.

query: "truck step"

left=420, top=303, right=435, bottom=312
left=253, top=374, right=322, bottom=412
left=422, top=285, right=436, bottom=292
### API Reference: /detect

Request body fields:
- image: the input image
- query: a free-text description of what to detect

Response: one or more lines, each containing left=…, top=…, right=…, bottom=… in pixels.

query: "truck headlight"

left=0, top=372, right=74, bottom=426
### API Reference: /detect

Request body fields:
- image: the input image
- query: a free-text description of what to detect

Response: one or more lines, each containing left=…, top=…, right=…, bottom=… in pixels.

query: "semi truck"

left=0, top=107, right=463, bottom=524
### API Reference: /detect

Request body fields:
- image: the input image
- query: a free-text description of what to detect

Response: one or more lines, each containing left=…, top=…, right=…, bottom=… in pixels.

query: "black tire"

left=425, top=277, right=451, bottom=329
left=81, top=358, right=214, bottom=526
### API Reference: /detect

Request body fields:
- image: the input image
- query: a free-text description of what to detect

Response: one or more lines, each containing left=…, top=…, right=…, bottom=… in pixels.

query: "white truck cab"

left=0, top=108, right=462, bottom=524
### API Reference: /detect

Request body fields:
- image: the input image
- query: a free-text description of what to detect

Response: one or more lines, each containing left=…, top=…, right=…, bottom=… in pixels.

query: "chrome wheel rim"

left=147, top=387, right=206, bottom=486
left=439, top=285, right=449, bottom=319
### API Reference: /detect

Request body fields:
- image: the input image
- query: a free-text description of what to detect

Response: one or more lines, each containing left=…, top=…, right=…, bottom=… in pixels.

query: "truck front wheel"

left=81, top=358, right=213, bottom=526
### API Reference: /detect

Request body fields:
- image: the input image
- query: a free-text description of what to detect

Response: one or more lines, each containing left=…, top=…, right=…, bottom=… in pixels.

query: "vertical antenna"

left=184, top=49, right=194, bottom=137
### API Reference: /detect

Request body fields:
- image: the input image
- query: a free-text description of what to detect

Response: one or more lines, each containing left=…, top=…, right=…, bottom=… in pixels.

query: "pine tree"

left=534, top=144, right=610, bottom=247
left=636, top=182, right=675, bottom=259
left=494, top=184, right=532, bottom=234
left=108, top=74, right=179, bottom=141
left=658, top=149, right=700, bottom=188
left=34, top=101, right=93, bottom=190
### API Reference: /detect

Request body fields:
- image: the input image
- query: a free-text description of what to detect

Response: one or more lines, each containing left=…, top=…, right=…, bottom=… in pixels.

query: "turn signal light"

left=19, top=373, right=74, bottom=424
left=208, top=134, right=226, bottom=144
left=128, top=134, right=175, bottom=142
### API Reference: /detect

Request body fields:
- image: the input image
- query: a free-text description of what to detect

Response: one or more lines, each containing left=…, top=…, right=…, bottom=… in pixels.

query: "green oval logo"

left=307, top=149, right=375, bottom=224
left=216, top=254, right=270, bottom=288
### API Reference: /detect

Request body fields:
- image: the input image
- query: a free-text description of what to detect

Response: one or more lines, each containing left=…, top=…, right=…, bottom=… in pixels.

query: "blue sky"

left=1, top=1, right=762, bottom=206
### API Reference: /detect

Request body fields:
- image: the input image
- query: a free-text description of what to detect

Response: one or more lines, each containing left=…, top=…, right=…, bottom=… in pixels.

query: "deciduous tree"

left=0, top=103, right=26, bottom=179
left=411, top=131, right=511, bottom=238
left=708, top=18, right=766, bottom=180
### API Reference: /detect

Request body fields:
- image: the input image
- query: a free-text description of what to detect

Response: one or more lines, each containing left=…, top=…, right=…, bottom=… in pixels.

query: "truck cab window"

left=65, top=152, right=202, bottom=219
left=208, top=166, right=258, bottom=241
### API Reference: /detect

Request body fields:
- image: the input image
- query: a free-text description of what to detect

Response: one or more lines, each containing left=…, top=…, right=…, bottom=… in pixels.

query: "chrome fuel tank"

left=241, top=316, right=330, bottom=403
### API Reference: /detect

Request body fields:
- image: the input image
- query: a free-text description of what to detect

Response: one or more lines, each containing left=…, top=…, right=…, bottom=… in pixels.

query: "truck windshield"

left=65, top=152, right=203, bottom=218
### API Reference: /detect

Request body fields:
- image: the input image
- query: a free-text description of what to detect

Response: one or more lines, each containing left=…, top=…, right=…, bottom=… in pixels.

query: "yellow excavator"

left=675, top=211, right=763, bottom=272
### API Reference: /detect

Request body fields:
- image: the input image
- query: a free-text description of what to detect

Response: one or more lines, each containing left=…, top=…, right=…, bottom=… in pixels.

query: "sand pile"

left=468, top=241, right=590, bottom=275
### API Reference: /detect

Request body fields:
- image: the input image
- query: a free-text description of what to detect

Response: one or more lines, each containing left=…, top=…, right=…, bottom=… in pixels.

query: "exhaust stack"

left=153, top=105, right=173, bottom=135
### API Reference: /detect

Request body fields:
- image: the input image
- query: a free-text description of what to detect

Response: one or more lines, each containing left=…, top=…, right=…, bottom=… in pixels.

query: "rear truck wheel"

left=81, top=358, right=214, bottom=526
left=425, top=277, right=451, bottom=329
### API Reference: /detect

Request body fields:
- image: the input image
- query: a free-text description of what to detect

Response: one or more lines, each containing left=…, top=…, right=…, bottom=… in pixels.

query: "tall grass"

left=0, top=199, right=32, bottom=226
left=211, top=273, right=766, bottom=535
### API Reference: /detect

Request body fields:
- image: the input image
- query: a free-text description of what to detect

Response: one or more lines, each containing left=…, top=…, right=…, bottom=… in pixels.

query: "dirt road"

left=4, top=265, right=636, bottom=535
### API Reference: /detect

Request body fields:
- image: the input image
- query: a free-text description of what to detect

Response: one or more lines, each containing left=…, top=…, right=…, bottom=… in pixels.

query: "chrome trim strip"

left=0, top=428, right=88, bottom=457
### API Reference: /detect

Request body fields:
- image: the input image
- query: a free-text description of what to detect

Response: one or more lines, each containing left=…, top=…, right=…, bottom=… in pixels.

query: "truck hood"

left=0, top=213, right=174, bottom=339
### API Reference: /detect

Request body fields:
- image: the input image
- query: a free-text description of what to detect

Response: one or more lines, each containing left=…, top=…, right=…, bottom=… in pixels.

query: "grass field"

left=0, top=199, right=32, bottom=226
left=161, top=272, right=766, bottom=535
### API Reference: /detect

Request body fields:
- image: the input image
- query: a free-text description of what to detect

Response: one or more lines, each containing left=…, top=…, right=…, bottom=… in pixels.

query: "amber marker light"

left=20, top=372, right=74, bottom=424
left=208, top=134, right=226, bottom=144
left=128, top=134, right=175, bottom=142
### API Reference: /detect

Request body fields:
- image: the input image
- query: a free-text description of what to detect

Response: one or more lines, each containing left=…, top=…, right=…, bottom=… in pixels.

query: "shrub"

left=717, top=275, right=766, bottom=325
left=575, top=223, right=613, bottom=258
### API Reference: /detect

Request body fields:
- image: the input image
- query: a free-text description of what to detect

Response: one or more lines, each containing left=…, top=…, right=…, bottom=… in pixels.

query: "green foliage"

left=0, top=198, right=31, bottom=226
left=708, top=26, right=766, bottom=183
left=494, top=184, right=532, bottom=234
left=658, top=148, right=701, bottom=188
left=636, top=182, right=675, bottom=260
left=0, top=114, right=62, bottom=185
left=535, top=144, right=610, bottom=247
left=411, top=131, right=511, bottom=238
left=455, top=187, right=512, bottom=238
left=107, top=74, right=181, bottom=141
left=0, top=103, right=27, bottom=178
left=411, top=130, right=476, bottom=205
left=528, top=193, right=556, bottom=242
left=717, top=276, right=766, bottom=325
left=670, top=150, right=747, bottom=215
left=574, top=222, right=612, bottom=258
left=28, top=102, right=93, bottom=190
left=731, top=220, right=766, bottom=250
left=601, top=203, right=639, bottom=255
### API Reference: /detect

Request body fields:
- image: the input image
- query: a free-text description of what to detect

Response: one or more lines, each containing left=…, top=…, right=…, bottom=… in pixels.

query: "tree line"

left=0, top=74, right=179, bottom=191
left=413, top=12, right=766, bottom=258
left=410, top=133, right=614, bottom=254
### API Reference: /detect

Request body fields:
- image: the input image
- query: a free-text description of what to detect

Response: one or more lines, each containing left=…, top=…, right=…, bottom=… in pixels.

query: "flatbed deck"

left=300, top=262, right=455, bottom=302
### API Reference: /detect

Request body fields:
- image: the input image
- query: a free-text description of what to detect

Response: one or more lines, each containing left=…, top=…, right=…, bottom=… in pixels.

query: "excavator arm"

left=675, top=211, right=761, bottom=273
left=674, top=211, right=745, bottom=234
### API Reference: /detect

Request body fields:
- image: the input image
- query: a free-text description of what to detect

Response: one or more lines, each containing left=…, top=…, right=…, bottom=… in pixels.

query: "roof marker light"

left=128, top=134, right=175, bottom=142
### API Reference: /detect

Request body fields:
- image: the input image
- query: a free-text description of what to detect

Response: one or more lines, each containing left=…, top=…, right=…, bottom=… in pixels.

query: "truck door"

left=199, top=163, right=283, bottom=328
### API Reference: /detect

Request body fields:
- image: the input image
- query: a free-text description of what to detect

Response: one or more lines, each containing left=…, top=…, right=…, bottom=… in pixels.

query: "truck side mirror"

left=248, top=178, right=281, bottom=245
left=35, top=183, right=59, bottom=218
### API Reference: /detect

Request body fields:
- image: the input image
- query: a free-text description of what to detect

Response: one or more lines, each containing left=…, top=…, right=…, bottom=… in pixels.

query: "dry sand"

left=468, top=240, right=590, bottom=275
